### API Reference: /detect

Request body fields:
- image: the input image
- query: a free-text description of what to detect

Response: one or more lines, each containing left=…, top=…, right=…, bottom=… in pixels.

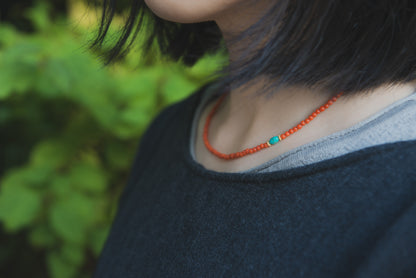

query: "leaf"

left=0, top=24, right=19, bottom=48
left=68, top=159, right=108, bottom=194
left=29, top=225, right=56, bottom=248
left=60, top=243, right=85, bottom=267
left=89, top=227, right=110, bottom=257
left=50, top=175, right=72, bottom=197
left=0, top=41, right=43, bottom=98
left=0, top=41, right=41, bottom=99
left=30, top=139, right=72, bottom=170
left=161, top=73, right=198, bottom=104
left=0, top=72, right=14, bottom=99
left=0, top=184, right=42, bottom=232
left=49, top=193, right=96, bottom=244
left=120, top=107, right=151, bottom=130
left=34, top=58, right=72, bottom=97
left=189, top=52, right=227, bottom=80
left=104, top=141, right=133, bottom=170
left=25, top=1, right=51, bottom=32
left=1, top=165, right=53, bottom=189
left=47, top=252, right=78, bottom=278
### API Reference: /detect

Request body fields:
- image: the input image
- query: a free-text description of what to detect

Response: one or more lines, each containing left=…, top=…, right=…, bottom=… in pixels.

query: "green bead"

left=269, top=136, right=280, bottom=145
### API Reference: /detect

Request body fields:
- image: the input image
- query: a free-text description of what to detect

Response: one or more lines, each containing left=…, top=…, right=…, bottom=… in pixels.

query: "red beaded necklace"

left=203, top=91, right=343, bottom=160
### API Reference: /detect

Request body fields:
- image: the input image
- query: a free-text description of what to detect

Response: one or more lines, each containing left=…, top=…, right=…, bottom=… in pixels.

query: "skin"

left=144, top=0, right=266, bottom=27
left=145, top=0, right=416, bottom=172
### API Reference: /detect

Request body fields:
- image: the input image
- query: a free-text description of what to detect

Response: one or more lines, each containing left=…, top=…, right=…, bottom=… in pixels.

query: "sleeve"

left=353, top=200, right=416, bottom=278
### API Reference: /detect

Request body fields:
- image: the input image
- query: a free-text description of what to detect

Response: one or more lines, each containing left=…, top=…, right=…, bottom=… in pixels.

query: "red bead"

left=202, top=90, right=341, bottom=160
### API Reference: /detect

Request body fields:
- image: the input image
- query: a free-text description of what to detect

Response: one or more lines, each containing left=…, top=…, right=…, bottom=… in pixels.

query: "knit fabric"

left=93, top=85, right=416, bottom=278
left=189, top=83, right=416, bottom=172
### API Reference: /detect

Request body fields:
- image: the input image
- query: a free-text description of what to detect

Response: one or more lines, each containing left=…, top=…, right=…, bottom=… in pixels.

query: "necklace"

left=203, top=91, right=343, bottom=160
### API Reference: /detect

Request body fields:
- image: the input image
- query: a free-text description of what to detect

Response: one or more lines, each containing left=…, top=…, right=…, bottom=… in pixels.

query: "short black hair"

left=92, top=0, right=416, bottom=96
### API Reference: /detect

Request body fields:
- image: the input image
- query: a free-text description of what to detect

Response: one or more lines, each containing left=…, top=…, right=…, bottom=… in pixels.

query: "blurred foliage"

left=0, top=1, right=225, bottom=277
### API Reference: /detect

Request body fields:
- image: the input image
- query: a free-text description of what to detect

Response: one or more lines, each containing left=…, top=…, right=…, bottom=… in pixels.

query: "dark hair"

left=92, top=0, right=416, bottom=96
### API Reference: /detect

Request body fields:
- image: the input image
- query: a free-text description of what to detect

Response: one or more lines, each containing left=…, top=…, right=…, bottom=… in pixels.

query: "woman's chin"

left=144, top=0, right=207, bottom=22
left=143, top=0, right=243, bottom=24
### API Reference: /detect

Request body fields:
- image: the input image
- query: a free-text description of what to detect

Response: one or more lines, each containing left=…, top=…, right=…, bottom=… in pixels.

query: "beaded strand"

left=203, top=92, right=343, bottom=160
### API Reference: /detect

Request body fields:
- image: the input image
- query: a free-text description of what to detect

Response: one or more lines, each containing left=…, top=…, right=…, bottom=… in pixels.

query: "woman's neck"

left=195, top=5, right=416, bottom=172
left=222, top=79, right=416, bottom=131
left=195, top=79, right=416, bottom=172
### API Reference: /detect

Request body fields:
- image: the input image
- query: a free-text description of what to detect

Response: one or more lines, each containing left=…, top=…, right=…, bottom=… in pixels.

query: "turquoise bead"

left=269, top=136, right=280, bottom=145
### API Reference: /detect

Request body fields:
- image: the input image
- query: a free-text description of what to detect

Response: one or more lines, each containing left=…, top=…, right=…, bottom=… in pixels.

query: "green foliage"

left=0, top=2, right=225, bottom=277
left=0, top=181, right=42, bottom=231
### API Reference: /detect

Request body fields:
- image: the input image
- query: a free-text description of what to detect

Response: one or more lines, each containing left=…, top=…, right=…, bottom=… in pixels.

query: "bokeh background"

left=0, top=1, right=224, bottom=277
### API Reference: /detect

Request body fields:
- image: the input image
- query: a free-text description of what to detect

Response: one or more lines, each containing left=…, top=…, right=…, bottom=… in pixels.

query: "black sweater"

left=93, top=86, right=416, bottom=278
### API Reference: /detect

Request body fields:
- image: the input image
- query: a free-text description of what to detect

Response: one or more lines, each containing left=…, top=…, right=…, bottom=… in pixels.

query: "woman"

left=93, top=0, right=416, bottom=277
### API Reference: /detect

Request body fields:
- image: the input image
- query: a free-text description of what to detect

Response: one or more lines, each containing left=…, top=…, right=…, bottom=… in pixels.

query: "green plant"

left=0, top=2, right=225, bottom=277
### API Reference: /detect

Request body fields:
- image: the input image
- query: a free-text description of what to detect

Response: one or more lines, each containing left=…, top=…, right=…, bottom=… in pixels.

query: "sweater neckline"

left=181, top=83, right=416, bottom=182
